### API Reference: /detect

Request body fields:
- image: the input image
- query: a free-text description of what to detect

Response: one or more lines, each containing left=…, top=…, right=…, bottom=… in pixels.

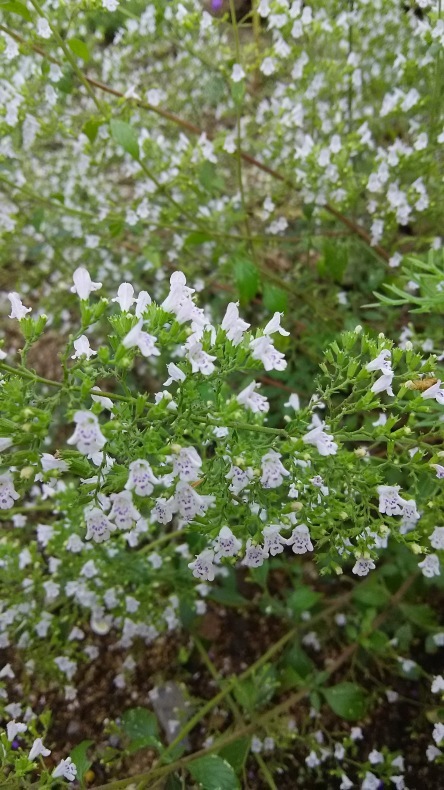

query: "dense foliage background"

left=0, top=0, right=443, bottom=788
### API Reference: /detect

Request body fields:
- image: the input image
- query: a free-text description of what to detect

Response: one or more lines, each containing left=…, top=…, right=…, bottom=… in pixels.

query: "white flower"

left=432, top=464, right=444, bottom=479
left=221, top=302, right=250, bottom=345
left=302, top=423, right=338, bottom=456
left=71, top=335, right=96, bottom=360
left=67, top=411, right=106, bottom=458
left=422, top=380, right=444, bottom=405
left=249, top=336, right=287, bottom=371
left=151, top=496, right=175, bottom=525
left=284, top=393, right=300, bottom=410
left=377, top=485, right=403, bottom=516
left=260, top=450, right=290, bottom=488
left=172, top=481, right=215, bottom=521
left=371, top=373, right=394, bottom=396
left=0, top=473, right=19, bottom=509
left=433, top=722, right=444, bottom=744
left=366, top=349, right=393, bottom=374
left=427, top=744, right=442, bottom=761
left=362, top=772, right=380, bottom=790
left=7, top=720, right=27, bottom=741
left=164, top=363, right=186, bottom=387
left=37, top=18, right=51, bottom=38
left=162, top=271, right=194, bottom=312
left=430, top=527, right=444, bottom=550
left=0, top=437, right=12, bottom=452
left=135, top=290, right=151, bottom=317
left=8, top=292, right=31, bottom=320
left=172, top=447, right=202, bottom=482
left=432, top=675, right=444, bottom=693
left=288, top=524, right=313, bottom=554
left=263, top=312, right=290, bottom=337
left=340, top=775, right=353, bottom=790
left=225, top=465, right=253, bottom=495
left=260, top=57, right=276, bottom=76
left=109, top=491, right=141, bottom=530
left=231, top=63, right=245, bottom=82
left=126, top=460, right=159, bottom=496
left=41, top=453, right=69, bottom=472
left=263, top=524, right=290, bottom=556
left=399, top=498, right=420, bottom=533
left=214, top=526, right=242, bottom=559
left=237, top=381, right=269, bottom=413
left=113, top=283, right=136, bottom=311
left=85, top=506, right=116, bottom=543
left=122, top=319, right=160, bottom=358
left=418, top=554, right=441, bottom=578
left=70, top=267, right=102, bottom=300
left=188, top=549, right=215, bottom=581
left=242, top=539, right=266, bottom=568
left=52, top=757, right=77, bottom=781
left=186, top=341, right=216, bottom=375
left=29, top=737, right=51, bottom=761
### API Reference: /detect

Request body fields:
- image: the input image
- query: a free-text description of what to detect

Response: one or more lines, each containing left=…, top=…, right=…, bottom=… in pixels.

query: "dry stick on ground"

left=92, top=575, right=416, bottom=790
left=0, top=24, right=390, bottom=263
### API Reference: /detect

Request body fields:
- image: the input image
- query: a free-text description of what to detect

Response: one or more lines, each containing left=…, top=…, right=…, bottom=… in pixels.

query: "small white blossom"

left=433, top=722, right=444, bottom=744
left=109, top=491, right=141, bottom=530
left=7, top=721, right=27, bottom=741
left=52, top=756, right=77, bottom=781
left=164, top=363, right=186, bottom=387
left=353, top=558, right=376, bottom=576
left=418, top=554, right=440, bottom=578
left=237, top=381, right=269, bottom=414
left=214, top=526, right=242, bottom=559
left=70, top=267, right=102, bottom=300
left=422, top=380, right=444, bottom=405
left=249, top=336, right=287, bottom=372
left=263, top=524, right=290, bottom=556
left=225, top=465, right=253, bottom=494
left=188, top=548, right=215, bottom=581
left=67, top=411, right=106, bottom=458
left=37, top=18, right=51, bottom=38
left=28, top=737, right=51, bottom=761
left=260, top=450, right=290, bottom=488
left=71, top=335, right=96, bottom=360
left=126, top=459, right=160, bottom=496
left=430, top=527, right=444, bottom=550
left=221, top=302, right=250, bottom=345
left=172, top=446, right=202, bottom=482
left=0, top=474, right=19, bottom=509
left=85, top=506, right=116, bottom=543
left=122, top=319, right=160, bottom=358
left=288, top=524, right=313, bottom=554
left=186, top=341, right=216, bottom=375
left=366, top=349, right=393, bottom=374
left=231, top=63, right=245, bottom=82
left=8, top=292, right=31, bottom=320
left=242, top=539, right=267, bottom=568
left=377, top=485, right=403, bottom=516
left=113, top=283, right=136, bottom=311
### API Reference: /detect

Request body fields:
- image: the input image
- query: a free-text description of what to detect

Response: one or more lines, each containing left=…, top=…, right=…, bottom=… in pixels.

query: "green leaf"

left=323, top=682, right=367, bottom=721
left=83, top=118, right=101, bottom=143
left=110, top=119, right=140, bottom=160
left=70, top=740, right=93, bottom=782
left=121, top=707, right=159, bottom=744
left=218, top=738, right=250, bottom=773
left=188, top=755, right=240, bottom=790
left=184, top=231, right=214, bottom=247
left=262, top=284, right=288, bottom=314
left=353, top=580, right=389, bottom=608
left=233, top=258, right=259, bottom=304
left=318, top=240, right=348, bottom=283
left=68, top=37, right=90, bottom=62
left=287, top=585, right=321, bottom=615
left=0, top=1, right=31, bottom=21
left=208, top=588, right=249, bottom=607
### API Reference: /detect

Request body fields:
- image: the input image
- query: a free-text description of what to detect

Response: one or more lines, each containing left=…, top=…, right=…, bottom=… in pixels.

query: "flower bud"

left=20, top=466, right=34, bottom=479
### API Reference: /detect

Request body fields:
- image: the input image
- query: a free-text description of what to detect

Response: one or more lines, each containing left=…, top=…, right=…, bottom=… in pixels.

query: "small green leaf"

left=353, top=580, right=389, bottom=608
left=68, top=37, right=90, bottom=62
left=233, top=258, right=259, bottom=304
left=70, top=740, right=93, bottom=782
left=83, top=118, right=101, bottom=143
left=188, top=754, right=240, bottom=790
left=218, top=738, right=250, bottom=773
left=323, top=682, right=367, bottom=721
left=121, top=707, right=159, bottom=744
left=110, top=119, right=140, bottom=160
left=1, top=1, right=32, bottom=21
left=287, top=585, right=321, bottom=614
left=263, top=284, right=288, bottom=314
